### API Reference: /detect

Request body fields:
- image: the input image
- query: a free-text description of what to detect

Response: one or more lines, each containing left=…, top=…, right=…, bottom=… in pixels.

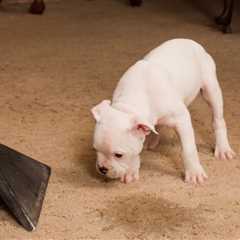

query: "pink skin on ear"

left=131, top=116, right=158, bottom=136
left=136, top=124, right=152, bottom=135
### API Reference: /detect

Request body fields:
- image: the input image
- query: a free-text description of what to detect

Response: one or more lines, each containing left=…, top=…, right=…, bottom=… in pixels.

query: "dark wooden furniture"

left=29, top=0, right=45, bottom=14
left=129, top=0, right=142, bottom=7
left=215, top=0, right=234, bottom=33
left=129, top=0, right=235, bottom=33
left=0, top=0, right=45, bottom=14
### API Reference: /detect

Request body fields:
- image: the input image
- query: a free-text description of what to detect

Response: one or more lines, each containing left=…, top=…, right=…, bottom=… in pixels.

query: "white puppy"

left=91, top=39, right=235, bottom=184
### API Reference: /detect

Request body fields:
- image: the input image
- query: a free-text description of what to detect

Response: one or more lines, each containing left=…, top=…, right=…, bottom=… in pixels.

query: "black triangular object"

left=0, top=144, right=51, bottom=231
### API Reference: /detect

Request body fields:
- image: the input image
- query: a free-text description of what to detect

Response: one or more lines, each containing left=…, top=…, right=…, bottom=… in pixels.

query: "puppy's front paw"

left=214, top=145, right=236, bottom=160
left=120, top=172, right=139, bottom=184
left=185, top=164, right=208, bottom=184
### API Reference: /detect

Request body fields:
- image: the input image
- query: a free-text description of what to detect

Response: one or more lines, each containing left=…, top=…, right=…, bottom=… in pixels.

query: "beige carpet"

left=0, top=0, right=240, bottom=239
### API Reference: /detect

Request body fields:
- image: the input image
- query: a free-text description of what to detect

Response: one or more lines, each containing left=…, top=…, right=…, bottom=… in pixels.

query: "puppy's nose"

left=98, top=166, right=108, bottom=175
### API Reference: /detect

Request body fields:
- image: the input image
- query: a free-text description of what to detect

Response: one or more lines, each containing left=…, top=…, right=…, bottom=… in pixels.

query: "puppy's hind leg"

left=201, top=60, right=235, bottom=160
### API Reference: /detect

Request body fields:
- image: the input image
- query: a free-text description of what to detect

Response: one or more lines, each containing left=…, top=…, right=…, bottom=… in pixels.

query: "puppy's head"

left=91, top=100, right=157, bottom=180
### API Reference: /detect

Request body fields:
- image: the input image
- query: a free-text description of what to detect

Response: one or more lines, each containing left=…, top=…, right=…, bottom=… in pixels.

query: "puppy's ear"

left=91, top=100, right=111, bottom=122
left=131, top=118, right=158, bottom=136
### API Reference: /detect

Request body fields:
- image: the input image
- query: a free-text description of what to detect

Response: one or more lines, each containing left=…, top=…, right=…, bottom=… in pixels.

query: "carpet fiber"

left=0, top=0, right=240, bottom=239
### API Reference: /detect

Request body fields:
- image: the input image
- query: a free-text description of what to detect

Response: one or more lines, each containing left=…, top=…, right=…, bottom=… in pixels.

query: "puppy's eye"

left=114, top=153, right=123, bottom=158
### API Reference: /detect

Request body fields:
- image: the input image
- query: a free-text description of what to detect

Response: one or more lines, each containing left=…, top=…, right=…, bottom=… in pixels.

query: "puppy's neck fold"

left=111, top=101, right=156, bottom=127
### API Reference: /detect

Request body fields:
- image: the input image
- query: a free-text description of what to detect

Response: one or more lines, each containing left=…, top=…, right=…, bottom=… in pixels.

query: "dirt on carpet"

left=0, top=0, right=239, bottom=239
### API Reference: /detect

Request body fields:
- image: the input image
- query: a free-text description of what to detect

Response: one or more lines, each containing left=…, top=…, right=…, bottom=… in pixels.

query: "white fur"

left=91, top=39, right=235, bottom=184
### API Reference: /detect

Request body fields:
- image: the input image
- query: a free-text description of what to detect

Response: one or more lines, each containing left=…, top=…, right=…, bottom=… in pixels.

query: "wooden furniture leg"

left=215, top=0, right=234, bottom=33
left=29, top=0, right=45, bottom=14
left=129, top=0, right=143, bottom=7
